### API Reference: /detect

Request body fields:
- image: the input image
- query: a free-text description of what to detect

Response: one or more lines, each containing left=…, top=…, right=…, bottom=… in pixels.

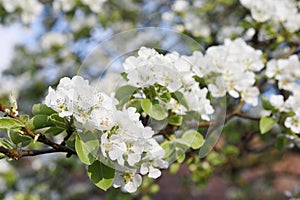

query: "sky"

left=0, top=24, right=23, bottom=75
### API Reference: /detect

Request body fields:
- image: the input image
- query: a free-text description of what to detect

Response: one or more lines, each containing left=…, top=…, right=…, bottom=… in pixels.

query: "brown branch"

left=0, top=146, right=67, bottom=160
left=0, top=103, right=76, bottom=158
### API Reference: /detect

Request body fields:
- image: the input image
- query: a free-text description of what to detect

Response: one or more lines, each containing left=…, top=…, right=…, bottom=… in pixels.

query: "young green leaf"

left=171, top=91, right=189, bottom=109
left=88, top=160, right=115, bottom=191
left=259, top=116, right=275, bottom=134
left=261, top=96, right=276, bottom=112
left=49, top=114, right=67, bottom=128
left=126, top=99, right=142, bottom=112
left=8, top=130, right=31, bottom=147
left=141, top=99, right=166, bottom=120
left=115, top=85, right=137, bottom=108
left=141, top=99, right=152, bottom=114
left=19, top=115, right=30, bottom=123
left=0, top=138, right=15, bottom=149
left=32, top=104, right=56, bottom=116
left=25, top=115, right=53, bottom=130
left=159, top=92, right=171, bottom=103
left=0, top=118, right=24, bottom=130
left=169, top=162, right=180, bottom=175
left=75, top=132, right=99, bottom=165
left=167, top=115, right=183, bottom=126
left=182, top=130, right=204, bottom=150
left=150, top=103, right=166, bottom=120
left=44, top=127, right=65, bottom=135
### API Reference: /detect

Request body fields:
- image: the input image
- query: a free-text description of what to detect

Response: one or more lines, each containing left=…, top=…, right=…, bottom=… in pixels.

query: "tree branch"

left=0, top=146, right=68, bottom=160
left=0, top=103, right=76, bottom=159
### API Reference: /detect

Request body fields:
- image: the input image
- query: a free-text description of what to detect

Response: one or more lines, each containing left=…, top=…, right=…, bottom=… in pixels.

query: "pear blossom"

left=270, top=94, right=288, bottom=112
left=45, top=87, right=74, bottom=117
left=123, top=47, right=215, bottom=119
left=140, top=139, right=169, bottom=178
left=266, top=55, right=300, bottom=92
left=45, top=75, right=168, bottom=192
left=266, top=92, right=300, bottom=134
left=285, top=114, right=300, bottom=134
left=186, top=38, right=264, bottom=106
left=113, top=171, right=142, bottom=193
left=240, top=0, right=300, bottom=32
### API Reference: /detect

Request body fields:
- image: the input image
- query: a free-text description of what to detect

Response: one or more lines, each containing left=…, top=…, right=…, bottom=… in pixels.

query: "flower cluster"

left=45, top=76, right=168, bottom=193
left=162, top=0, right=211, bottom=38
left=185, top=38, right=264, bottom=106
left=266, top=55, right=300, bottom=93
left=269, top=92, right=300, bottom=133
left=123, top=47, right=214, bottom=120
left=240, top=0, right=300, bottom=32
left=1, top=0, right=42, bottom=24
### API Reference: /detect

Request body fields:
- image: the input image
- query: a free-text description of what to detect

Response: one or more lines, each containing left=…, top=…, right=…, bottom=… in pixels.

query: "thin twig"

left=0, top=146, right=69, bottom=160
left=0, top=103, right=76, bottom=159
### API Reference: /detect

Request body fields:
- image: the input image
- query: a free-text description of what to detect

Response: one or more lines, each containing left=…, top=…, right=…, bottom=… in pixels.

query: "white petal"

left=148, top=166, right=161, bottom=179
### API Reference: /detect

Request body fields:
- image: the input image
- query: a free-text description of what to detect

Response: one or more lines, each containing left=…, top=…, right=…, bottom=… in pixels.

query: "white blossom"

left=113, top=171, right=142, bottom=193
left=270, top=94, right=287, bottom=112
left=240, top=0, right=300, bottom=32
left=266, top=55, right=300, bottom=92
left=123, top=47, right=215, bottom=118
left=187, top=38, right=263, bottom=106
left=285, top=114, right=300, bottom=134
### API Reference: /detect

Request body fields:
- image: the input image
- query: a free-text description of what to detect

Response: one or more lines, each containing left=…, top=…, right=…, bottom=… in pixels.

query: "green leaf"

left=32, top=104, right=56, bottom=116
left=150, top=103, right=166, bottom=120
left=182, top=130, right=204, bottom=150
left=115, top=85, right=137, bottom=108
left=261, top=96, right=275, bottom=111
left=159, top=92, right=171, bottom=103
left=167, top=115, right=182, bottom=126
left=20, top=115, right=30, bottom=123
left=171, top=91, right=189, bottom=109
left=120, top=72, right=128, bottom=81
left=0, top=118, right=24, bottom=130
left=88, top=160, right=115, bottom=191
left=126, top=99, right=142, bottom=112
left=49, top=114, right=67, bottom=128
left=276, top=137, right=287, bottom=150
left=169, top=162, right=180, bottom=175
left=25, top=115, right=53, bottom=130
left=176, top=149, right=185, bottom=163
left=0, top=138, right=14, bottom=149
left=141, top=99, right=152, bottom=114
left=259, top=116, right=275, bottom=134
left=141, top=99, right=166, bottom=120
left=75, top=131, right=99, bottom=165
left=206, top=152, right=226, bottom=166
left=44, top=127, right=65, bottom=135
left=8, top=130, right=31, bottom=147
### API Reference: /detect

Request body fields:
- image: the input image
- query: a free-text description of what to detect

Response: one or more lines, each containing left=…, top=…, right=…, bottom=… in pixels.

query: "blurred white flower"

left=240, top=0, right=300, bottom=32
left=40, top=32, right=68, bottom=50
left=2, top=0, right=43, bottom=23
left=172, top=0, right=189, bottom=12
